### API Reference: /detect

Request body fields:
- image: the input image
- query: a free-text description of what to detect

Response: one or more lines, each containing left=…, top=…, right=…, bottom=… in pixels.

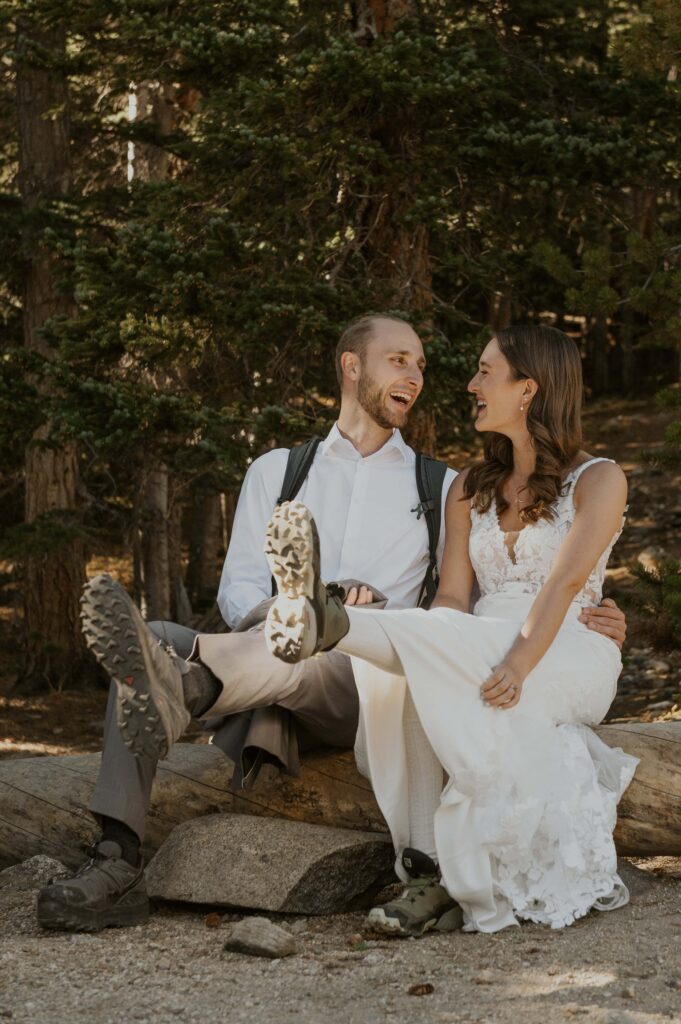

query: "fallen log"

left=0, top=722, right=679, bottom=870
left=0, top=743, right=384, bottom=870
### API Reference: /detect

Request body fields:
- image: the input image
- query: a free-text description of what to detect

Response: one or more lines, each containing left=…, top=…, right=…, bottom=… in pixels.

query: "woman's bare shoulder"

left=449, top=466, right=473, bottom=500
left=572, top=454, right=627, bottom=501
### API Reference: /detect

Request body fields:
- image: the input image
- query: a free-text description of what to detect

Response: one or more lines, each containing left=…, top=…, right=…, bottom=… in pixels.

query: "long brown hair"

left=464, top=325, right=583, bottom=523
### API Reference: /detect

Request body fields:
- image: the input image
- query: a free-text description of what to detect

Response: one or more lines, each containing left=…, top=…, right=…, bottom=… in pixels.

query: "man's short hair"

left=335, top=314, right=410, bottom=388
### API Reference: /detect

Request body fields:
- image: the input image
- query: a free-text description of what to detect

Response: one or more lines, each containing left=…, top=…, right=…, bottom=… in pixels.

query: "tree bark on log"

left=0, top=722, right=679, bottom=870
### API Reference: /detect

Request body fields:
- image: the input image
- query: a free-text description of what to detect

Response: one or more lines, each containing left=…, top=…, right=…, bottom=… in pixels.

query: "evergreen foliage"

left=1, top=1, right=680, bottom=678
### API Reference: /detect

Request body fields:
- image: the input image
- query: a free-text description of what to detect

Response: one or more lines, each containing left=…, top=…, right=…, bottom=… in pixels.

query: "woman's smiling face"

left=467, top=337, right=531, bottom=435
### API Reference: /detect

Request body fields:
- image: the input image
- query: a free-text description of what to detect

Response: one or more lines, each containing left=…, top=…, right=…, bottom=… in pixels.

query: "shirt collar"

left=320, top=423, right=413, bottom=463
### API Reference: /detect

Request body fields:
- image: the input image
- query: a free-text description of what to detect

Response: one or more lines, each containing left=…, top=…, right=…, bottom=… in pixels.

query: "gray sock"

left=181, top=662, right=222, bottom=718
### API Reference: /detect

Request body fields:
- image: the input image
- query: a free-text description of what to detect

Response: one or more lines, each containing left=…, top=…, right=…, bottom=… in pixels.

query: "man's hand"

left=578, top=597, right=626, bottom=649
left=344, top=585, right=374, bottom=606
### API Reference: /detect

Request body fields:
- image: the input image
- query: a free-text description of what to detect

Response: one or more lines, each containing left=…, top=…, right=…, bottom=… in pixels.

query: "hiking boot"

left=264, top=500, right=349, bottom=663
left=36, top=840, right=149, bottom=932
left=366, top=848, right=464, bottom=937
left=80, top=573, right=190, bottom=759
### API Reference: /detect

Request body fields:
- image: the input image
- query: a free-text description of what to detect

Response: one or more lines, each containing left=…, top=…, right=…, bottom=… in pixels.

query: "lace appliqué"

left=453, top=724, right=638, bottom=929
left=470, top=461, right=624, bottom=609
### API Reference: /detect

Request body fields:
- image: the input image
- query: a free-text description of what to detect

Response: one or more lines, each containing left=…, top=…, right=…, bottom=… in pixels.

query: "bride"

left=263, top=324, right=638, bottom=935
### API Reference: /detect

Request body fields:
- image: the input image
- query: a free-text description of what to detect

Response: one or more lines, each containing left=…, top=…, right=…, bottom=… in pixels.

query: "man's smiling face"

left=355, top=320, right=426, bottom=429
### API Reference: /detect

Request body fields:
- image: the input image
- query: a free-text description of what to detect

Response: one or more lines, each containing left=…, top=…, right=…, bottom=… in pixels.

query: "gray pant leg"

left=88, top=620, right=200, bottom=842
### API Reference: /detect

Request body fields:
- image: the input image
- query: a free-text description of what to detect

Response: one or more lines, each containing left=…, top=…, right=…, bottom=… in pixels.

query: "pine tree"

left=12, top=5, right=90, bottom=688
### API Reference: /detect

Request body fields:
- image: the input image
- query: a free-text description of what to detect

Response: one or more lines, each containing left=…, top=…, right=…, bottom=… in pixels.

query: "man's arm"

left=578, top=598, right=626, bottom=649
left=217, top=449, right=288, bottom=628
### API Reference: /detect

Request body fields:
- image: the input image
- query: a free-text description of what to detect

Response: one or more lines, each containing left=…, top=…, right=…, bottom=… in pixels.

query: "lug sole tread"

left=80, top=573, right=172, bottom=759
left=264, top=501, right=317, bottom=662
left=366, top=906, right=439, bottom=938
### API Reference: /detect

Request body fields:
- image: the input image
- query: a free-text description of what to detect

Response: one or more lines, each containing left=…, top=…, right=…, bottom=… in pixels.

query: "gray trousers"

left=88, top=622, right=200, bottom=842
left=88, top=618, right=359, bottom=842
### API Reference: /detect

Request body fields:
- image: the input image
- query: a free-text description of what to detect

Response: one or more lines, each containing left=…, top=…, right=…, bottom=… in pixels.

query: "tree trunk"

left=134, top=463, right=171, bottom=621
left=15, top=15, right=88, bottom=690
left=488, top=290, right=513, bottom=332
left=587, top=312, right=610, bottom=395
left=352, top=1, right=432, bottom=312
left=1, top=722, right=679, bottom=870
left=620, top=303, right=635, bottom=396
left=168, top=492, right=192, bottom=624
left=128, top=82, right=182, bottom=623
left=186, top=489, right=224, bottom=611
left=132, top=81, right=175, bottom=181
left=403, top=409, right=437, bottom=456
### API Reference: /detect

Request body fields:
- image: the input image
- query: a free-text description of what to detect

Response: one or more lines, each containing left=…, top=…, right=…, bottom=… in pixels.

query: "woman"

left=263, top=324, right=638, bottom=934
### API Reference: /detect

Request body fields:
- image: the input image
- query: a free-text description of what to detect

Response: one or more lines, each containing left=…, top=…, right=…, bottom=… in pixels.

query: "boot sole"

left=366, top=906, right=437, bottom=937
left=264, top=501, right=317, bottom=663
left=80, top=574, right=173, bottom=760
left=37, top=890, right=149, bottom=932
left=367, top=902, right=464, bottom=937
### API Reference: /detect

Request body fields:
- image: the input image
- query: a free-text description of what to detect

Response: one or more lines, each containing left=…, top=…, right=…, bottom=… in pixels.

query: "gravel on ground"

left=1, top=858, right=680, bottom=1024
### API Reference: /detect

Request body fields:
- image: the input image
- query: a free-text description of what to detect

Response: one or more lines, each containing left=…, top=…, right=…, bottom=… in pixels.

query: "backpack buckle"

left=411, top=499, right=434, bottom=521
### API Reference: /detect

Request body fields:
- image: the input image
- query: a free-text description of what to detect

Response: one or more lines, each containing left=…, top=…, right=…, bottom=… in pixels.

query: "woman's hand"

left=344, top=585, right=374, bottom=606
left=481, top=662, right=524, bottom=709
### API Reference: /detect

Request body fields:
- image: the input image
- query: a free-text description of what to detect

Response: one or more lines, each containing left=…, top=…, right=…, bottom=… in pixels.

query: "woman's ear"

left=523, top=378, right=539, bottom=403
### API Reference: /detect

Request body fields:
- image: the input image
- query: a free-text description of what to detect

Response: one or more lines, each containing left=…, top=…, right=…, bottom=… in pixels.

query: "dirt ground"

left=1, top=859, right=680, bottom=1024
left=1, top=398, right=680, bottom=1023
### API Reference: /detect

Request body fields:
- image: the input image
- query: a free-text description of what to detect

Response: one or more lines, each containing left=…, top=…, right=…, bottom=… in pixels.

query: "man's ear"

left=341, top=351, right=360, bottom=381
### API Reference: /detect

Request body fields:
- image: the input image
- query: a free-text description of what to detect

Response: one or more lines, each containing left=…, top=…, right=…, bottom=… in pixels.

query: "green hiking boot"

left=37, top=840, right=149, bottom=932
left=366, top=848, right=464, bottom=937
left=264, top=500, right=349, bottom=663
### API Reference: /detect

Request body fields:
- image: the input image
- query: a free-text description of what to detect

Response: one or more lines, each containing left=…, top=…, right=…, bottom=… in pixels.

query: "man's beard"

left=357, top=372, right=409, bottom=429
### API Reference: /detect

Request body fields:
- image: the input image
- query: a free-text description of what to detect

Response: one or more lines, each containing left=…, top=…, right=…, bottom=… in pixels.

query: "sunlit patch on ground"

left=505, top=968, right=618, bottom=998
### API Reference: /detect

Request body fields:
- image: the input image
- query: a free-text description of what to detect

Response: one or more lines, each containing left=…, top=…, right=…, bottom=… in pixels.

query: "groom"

left=37, top=313, right=626, bottom=932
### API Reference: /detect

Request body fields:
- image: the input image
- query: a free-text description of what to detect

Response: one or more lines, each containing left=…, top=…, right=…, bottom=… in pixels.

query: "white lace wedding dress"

left=352, top=458, right=639, bottom=932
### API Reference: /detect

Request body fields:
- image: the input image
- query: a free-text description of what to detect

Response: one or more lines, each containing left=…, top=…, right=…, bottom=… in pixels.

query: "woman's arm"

left=430, top=470, right=475, bottom=614
left=482, top=461, right=628, bottom=709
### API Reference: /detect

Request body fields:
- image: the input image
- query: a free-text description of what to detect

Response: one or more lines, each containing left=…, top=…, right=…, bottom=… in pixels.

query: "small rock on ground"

left=222, top=916, right=297, bottom=959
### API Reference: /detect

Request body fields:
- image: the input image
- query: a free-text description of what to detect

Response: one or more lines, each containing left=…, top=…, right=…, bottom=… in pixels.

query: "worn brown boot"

left=264, top=500, right=349, bottom=663
left=80, top=574, right=190, bottom=759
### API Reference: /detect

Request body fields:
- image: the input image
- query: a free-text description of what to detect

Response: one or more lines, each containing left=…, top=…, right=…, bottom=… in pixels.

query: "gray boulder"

left=146, top=814, right=394, bottom=914
left=0, top=855, right=67, bottom=891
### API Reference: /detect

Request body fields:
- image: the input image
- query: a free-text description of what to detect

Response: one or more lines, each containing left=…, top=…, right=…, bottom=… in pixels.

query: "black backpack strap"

left=413, top=452, right=449, bottom=609
left=271, top=438, right=322, bottom=595
left=277, top=437, right=322, bottom=505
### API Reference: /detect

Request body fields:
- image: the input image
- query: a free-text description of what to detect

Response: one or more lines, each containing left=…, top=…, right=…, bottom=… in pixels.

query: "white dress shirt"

left=218, top=424, right=457, bottom=628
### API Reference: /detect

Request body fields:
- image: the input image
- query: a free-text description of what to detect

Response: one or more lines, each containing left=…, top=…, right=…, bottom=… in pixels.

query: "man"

left=37, top=314, right=626, bottom=933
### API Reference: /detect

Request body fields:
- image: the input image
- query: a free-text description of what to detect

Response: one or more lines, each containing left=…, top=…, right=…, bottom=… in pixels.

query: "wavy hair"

left=464, top=325, right=583, bottom=524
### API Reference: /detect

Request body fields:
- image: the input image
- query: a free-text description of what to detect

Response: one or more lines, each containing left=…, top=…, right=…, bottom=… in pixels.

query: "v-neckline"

left=493, top=500, right=528, bottom=566
left=491, top=458, right=601, bottom=564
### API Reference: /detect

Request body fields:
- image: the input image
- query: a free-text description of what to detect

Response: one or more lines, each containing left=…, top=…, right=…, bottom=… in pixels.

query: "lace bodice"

left=469, top=458, right=624, bottom=609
